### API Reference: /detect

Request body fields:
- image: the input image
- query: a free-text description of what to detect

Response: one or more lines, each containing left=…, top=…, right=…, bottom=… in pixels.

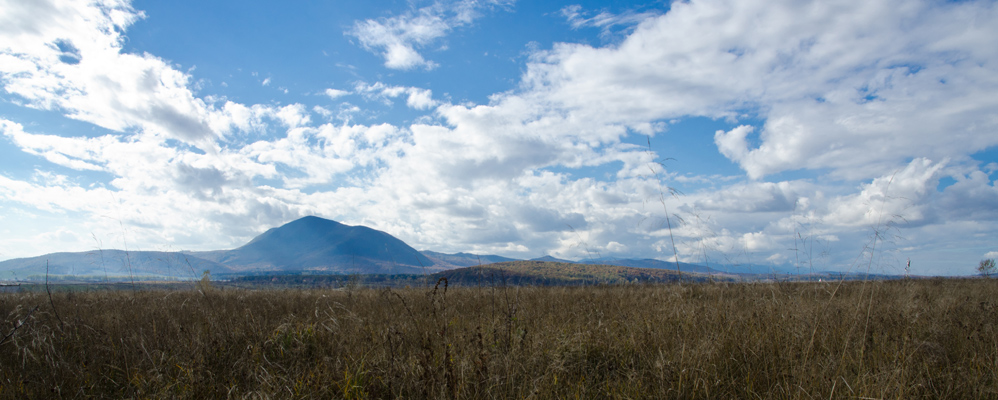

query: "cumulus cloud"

left=347, top=0, right=515, bottom=70
left=823, top=158, right=946, bottom=228
left=355, top=82, right=439, bottom=110
left=694, top=180, right=804, bottom=213
left=0, top=1, right=205, bottom=142
left=324, top=88, right=350, bottom=100
left=934, top=167, right=998, bottom=222
left=242, top=122, right=407, bottom=188
left=524, top=0, right=998, bottom=180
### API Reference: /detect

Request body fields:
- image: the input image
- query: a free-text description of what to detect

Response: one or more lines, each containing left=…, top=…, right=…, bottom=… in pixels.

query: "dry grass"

left=1, top=278, right=996, bottom=398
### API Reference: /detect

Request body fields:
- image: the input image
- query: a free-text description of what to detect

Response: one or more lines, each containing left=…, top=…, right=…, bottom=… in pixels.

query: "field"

left=1, top=278, right=996, bottom=398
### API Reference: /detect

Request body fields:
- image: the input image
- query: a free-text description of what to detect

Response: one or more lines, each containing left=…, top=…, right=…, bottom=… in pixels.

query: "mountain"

left=0, top=250, right=232, bottom=281
left=420, top=251, right=516, bottom=269
left=196, top=216, right=436, bottom=274
left=530, top=255, right=576, bottom=263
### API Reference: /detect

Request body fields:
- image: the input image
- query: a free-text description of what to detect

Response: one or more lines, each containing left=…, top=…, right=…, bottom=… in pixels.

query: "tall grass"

left=1, top=279, right=996, bottom=398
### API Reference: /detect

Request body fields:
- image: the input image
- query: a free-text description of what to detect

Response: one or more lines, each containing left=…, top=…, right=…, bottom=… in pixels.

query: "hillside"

left=580, top=258, right=715, bottom=274
left=432, top=261, right=725, bottom=286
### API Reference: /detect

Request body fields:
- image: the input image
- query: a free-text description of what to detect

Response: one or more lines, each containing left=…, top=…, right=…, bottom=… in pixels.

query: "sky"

left=0, top=0, right=996, bottom=276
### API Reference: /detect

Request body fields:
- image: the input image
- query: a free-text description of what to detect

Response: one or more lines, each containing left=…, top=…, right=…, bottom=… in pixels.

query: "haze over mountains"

left=0, top=216, right=801, bottom=281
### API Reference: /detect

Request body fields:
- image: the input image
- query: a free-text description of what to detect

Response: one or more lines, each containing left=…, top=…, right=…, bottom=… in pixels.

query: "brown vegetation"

left=431, top=261, right=707, bottom=286
left=1, top=278, right=996, bottom=398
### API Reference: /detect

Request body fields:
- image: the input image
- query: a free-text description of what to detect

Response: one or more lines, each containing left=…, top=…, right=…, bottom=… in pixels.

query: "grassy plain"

left=1, top=278, right=996, bottom=398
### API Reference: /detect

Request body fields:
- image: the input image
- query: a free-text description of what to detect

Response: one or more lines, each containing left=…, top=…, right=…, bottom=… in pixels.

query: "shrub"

left=979, top=258, right=996, bottom=277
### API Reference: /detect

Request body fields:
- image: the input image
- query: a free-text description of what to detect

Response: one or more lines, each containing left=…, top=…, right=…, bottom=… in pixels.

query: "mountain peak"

left=218, top=216, right=433, bottom=273
left=291, top=215, right=343, bottom=225
left=277, top=215, right=345, bottom=231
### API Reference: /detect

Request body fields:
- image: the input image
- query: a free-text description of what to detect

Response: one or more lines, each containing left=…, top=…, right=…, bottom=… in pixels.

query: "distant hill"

left=432, top=261, right=726, bottom=286
left=195, top=216, right=436, bottom=274
left=530, top=255, right=576, bottom=263
left=0, top=250, right=232, bottom=281
left=421, top=251, right=516, bottom=269
left=581, top=258, right=715, bottom=274
left=712, top=263, right=801, bottom=275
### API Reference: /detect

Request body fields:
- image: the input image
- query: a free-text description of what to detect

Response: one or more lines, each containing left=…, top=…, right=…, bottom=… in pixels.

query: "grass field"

left=1, top=278, right=996, bottom=398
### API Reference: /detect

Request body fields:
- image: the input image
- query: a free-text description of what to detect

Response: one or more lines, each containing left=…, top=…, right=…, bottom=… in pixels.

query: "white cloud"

left=560, top=4, right=660, bottom=37
left=714, top=125, right=754, bottom=173
left=37, top=228, right=81, bottom=244
left=1, top=120, right=105, bottom=171
left=313, top=106, right=333, bottom=118
left=347, top=0, right=515, bottom=70
left=405, top=88, right=437, bottom=110
left=240, top=122, right=408, bottom=188
left=606, top=241, right=627, bottom=253
left=0, top=0, right=224, bottom=147
left=823, top=158, right=946, bottom=228
left=355, top=82, right=439, bottom=110
left=273, top=104, right=311, bottom=128
left=523, top=0, right=998, bottom=180
left=739, top=232, right=776, bottom=252
left=694, top=180, right=805, bottom=213
left=324, top=88, right=349, bottom=99
left=933, top=167, right=998, bottom=223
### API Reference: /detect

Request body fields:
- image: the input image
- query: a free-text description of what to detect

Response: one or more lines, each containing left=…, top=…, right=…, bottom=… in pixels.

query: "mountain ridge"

left=0, top=250, right=232, bottom=280
left=0, top=216, right=811, bottom=281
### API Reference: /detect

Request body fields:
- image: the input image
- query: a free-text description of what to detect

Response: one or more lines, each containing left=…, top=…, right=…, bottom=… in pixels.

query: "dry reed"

left=1, top=278, right=996, bottom=398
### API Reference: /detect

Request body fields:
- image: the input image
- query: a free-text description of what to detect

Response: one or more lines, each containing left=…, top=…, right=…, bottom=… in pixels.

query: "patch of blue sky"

left=623, top=116, right=759, bottom=178
left=24, top=160, right=109, bottom=190
left=0, top=107, right=116, bottom=187
left=0, top=141, right=38, bottom=177
left=970, top=145, right=998, bottom=175
left=126, top=1, right=381, bottom=105
left=936, top=176, right=958, bottom=192
left=0, top=102, right=120, bottom=140
left=53, top=38, right=82, bottom=65
left=423, top=2, right=620, bottom=104
left=349, top=100, right=436, bottom=126
left=123, top=0, right=660, bottom=110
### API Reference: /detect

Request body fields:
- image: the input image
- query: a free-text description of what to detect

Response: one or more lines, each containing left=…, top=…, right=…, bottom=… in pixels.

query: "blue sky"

left=1, top=0, right=996, bottom=276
